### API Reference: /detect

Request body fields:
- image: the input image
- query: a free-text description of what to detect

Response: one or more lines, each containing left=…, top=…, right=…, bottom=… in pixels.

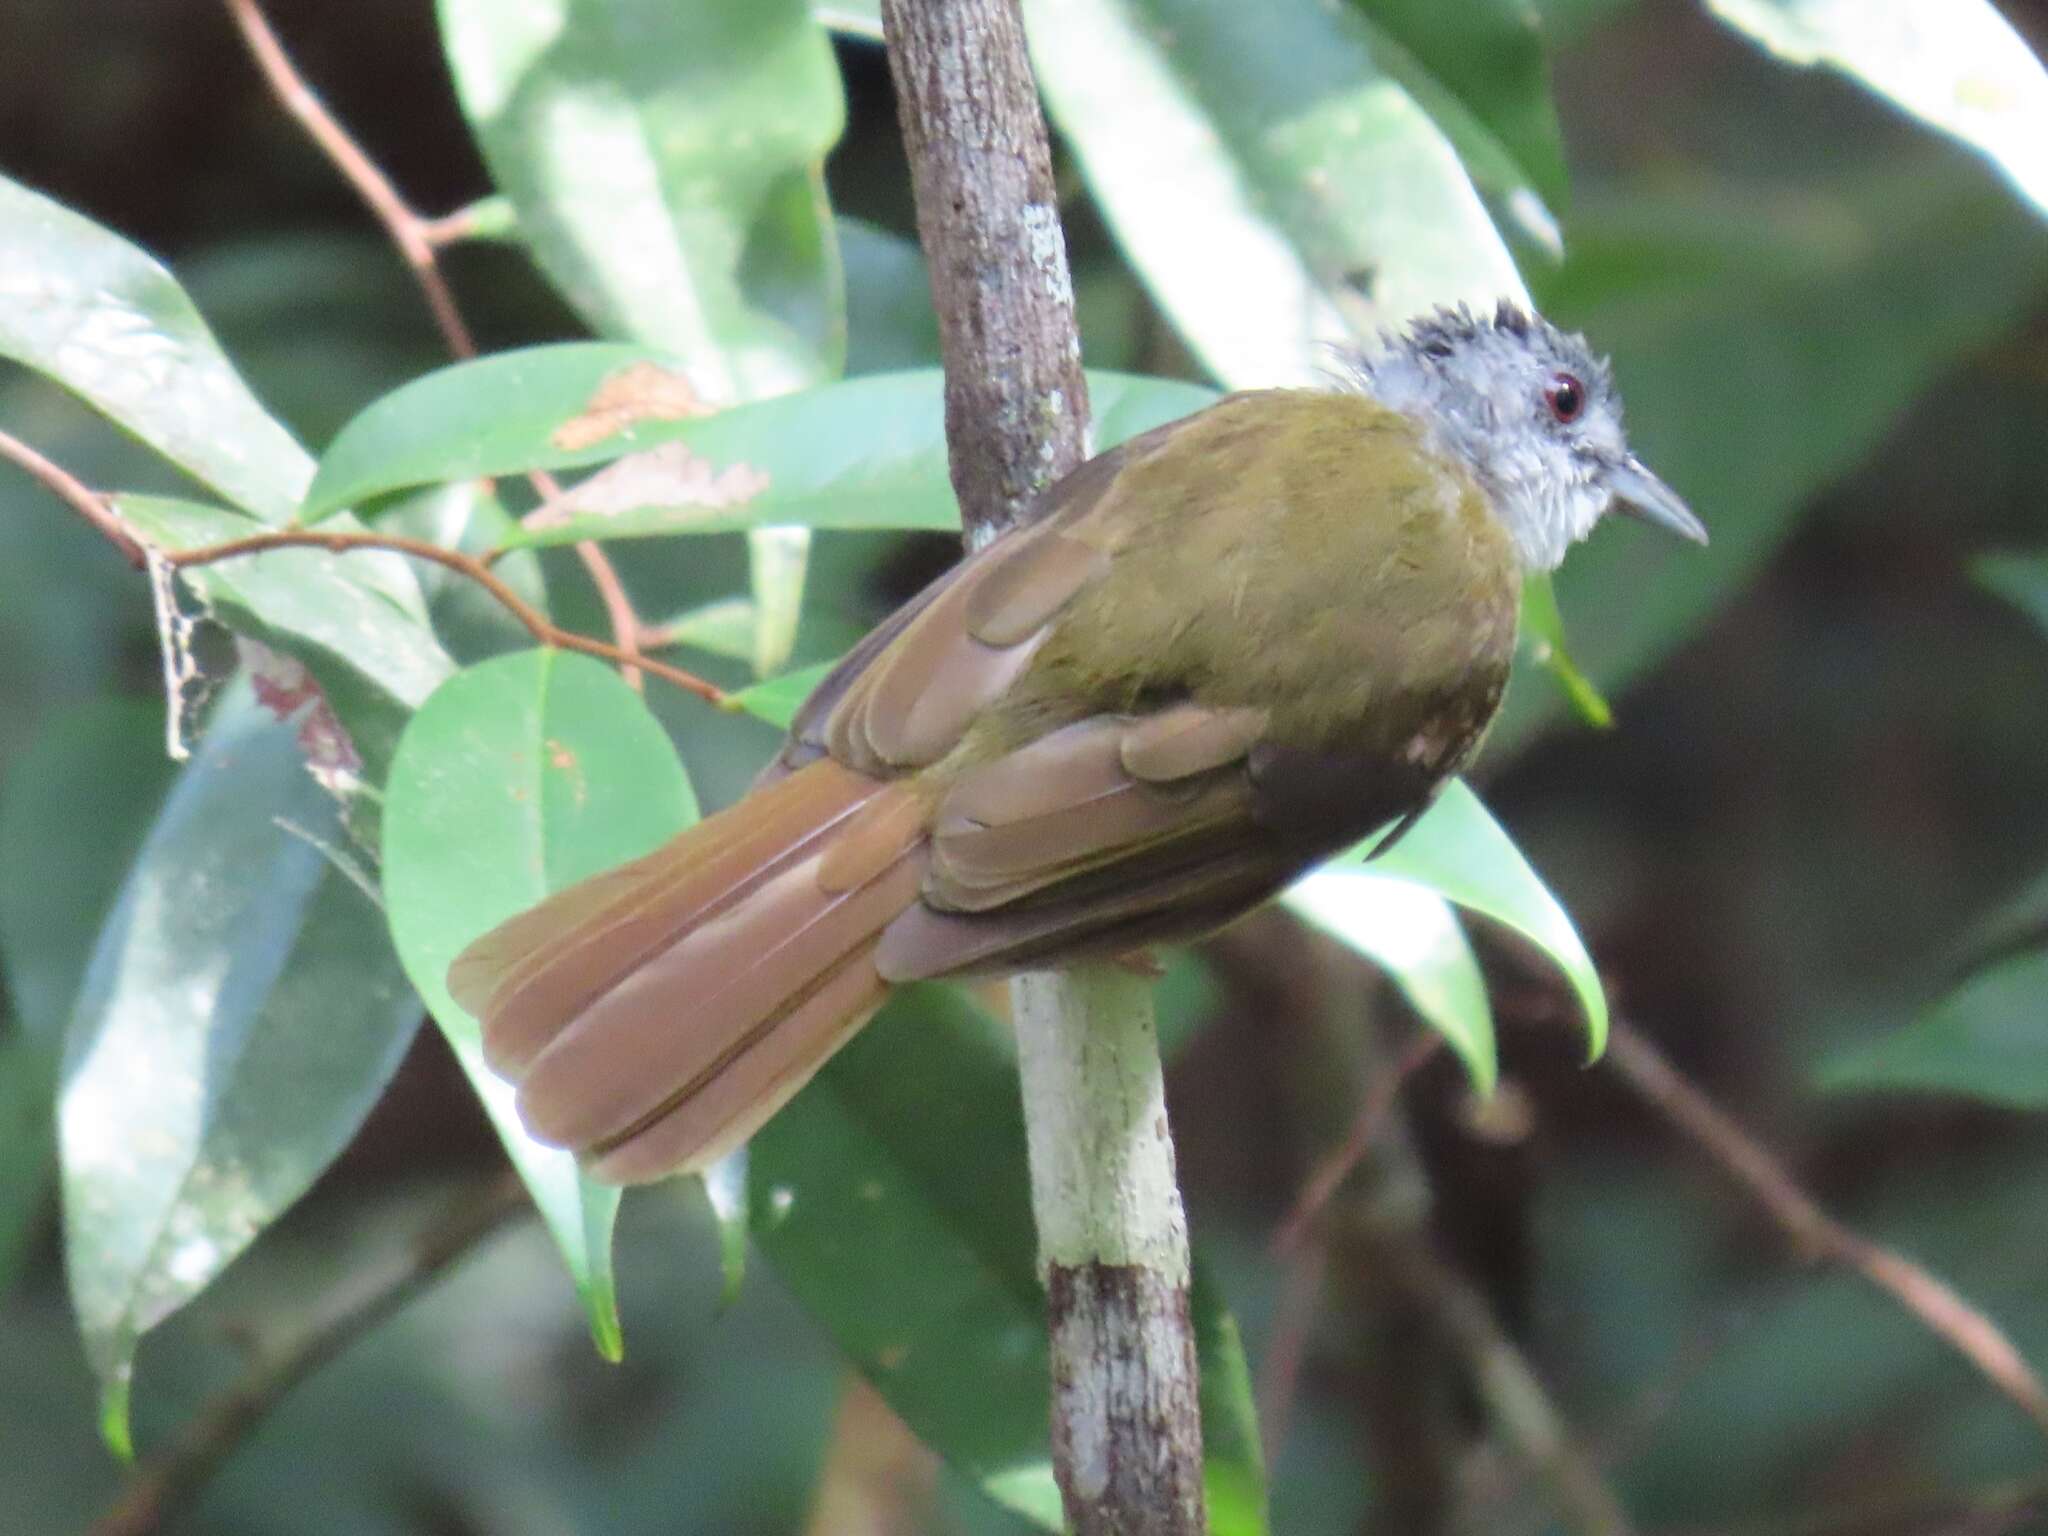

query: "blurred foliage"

left=0, top=1, right=2046, bottom=1534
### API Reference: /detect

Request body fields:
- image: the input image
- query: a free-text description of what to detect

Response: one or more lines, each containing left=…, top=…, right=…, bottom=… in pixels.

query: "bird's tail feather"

left=447, top=758, right=928, bottom=1183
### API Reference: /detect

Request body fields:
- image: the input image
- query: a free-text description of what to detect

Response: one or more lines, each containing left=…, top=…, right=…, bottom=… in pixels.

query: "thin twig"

left=86, top=1171, right=531, bottom=1536
left=524, top=467, right=645, bottom=691
left=1253, top=1233, right=1326, bottom=1463
left=1273, top=1029, right=1444, bottom=1258
left=417, top=204, right=485, bottom=249
left=0, top=426, right=147, bottom=567
left=1396, top=1244, right=1638, bottom=1536
left=220, top=0, right=649, bottom=689
left=221, top=0, right=476, bottom=358
left=166, top=531, right=724, bottom=704
left=1257, top=1030, right=1438, bottom=1467
left=1606, top=1018, right=2048, bottom=1444
left=1651, top=1470, right=2048, bottom=1536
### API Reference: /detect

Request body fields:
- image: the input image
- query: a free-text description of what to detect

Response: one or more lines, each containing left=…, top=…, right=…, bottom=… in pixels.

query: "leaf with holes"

left=115, top=497, right=452, bottom=791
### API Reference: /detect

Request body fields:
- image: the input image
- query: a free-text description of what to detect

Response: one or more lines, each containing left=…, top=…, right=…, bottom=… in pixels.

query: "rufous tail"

left=448, top=758, right=929, bottom=1183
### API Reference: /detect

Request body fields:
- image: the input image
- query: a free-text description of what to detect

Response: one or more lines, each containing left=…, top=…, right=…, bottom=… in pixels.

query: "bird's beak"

left=1609, top=456, right=1708, bottom=545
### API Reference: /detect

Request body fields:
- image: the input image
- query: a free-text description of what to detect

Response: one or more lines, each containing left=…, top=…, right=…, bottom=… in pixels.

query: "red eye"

left=1545, top=372, right=1585, bottom=424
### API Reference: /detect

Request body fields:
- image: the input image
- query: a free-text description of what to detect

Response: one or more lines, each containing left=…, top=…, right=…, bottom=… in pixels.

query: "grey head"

left=1351, top=301, right=1706, bottom=572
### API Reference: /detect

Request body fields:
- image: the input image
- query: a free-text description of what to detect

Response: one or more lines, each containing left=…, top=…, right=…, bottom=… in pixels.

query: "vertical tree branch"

left=880, top=0, right=1092, bottom=549
left=1013, top=970, right=1205, bottom=1534
left=878, top=4, right=1207, bottom=1531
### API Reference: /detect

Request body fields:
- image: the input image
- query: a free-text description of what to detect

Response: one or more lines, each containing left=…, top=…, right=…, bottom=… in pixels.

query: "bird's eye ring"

left=1544, top=372, right=1585, bottom=424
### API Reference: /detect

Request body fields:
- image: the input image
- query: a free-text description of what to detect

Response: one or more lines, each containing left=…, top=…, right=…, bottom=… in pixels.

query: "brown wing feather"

left=768, top=432, right=1143, bottom=781
left=461, top=764, right=875, bottom=1078
left=516, top=848, right=926, bottom=1151
left=879, top=712, right=1444, bottom=982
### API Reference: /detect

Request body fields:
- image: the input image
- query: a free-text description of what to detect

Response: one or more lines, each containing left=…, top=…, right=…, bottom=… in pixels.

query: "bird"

left=448, top=302, right=1707, bottom=1184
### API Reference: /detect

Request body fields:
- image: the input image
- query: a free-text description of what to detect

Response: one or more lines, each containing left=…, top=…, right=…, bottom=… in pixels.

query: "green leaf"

left=747, top=525, right=811, bottom=677
left=1521, top=570, right=1614, bottom=729
left=0, top=175, right=313, bottom=521
left=1025, top=0, right=1527, bottom=388
left=726, top=661, right=836, bottom=731
left=60, top=687, right=424, bottom=1452
left=303, top=342, right=676, bottom=519
left=0, top=699, right=177, bottom=1296
left=1497, top=158, right=2048, bottom=752
left=1975, top=551, right=2048, bottom=639
left=1346, top=0, right=1568, bottom=217
left=701, top=1151, right=751, bottom=1310
left=381, top=649, right=703, bottom=1358
left=1322, top=779, right=1607, bottom=1059
left=751, top=983, right=1266, bottom=1532
left=437, top=0, right=846, bottom=397
left=1816, top=949, right=2048, bottom=1108
left=1705, top=0, right=2048, bottom=224
left=306, top=356, right=1216, bottom=536
left=1283, top=876, right=1498, bottom=1093
left=115, top=497, right=453, bottom=789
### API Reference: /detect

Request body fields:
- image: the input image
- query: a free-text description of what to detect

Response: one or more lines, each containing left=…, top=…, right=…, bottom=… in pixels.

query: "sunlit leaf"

left=1346, top=0, right=1568, bottom=220
left=1706, top=0, right=2048, bottom=224
left=1322, top=779, right=1607, bottom=1059
left=306, top=356, right=1214, bottom=541
left=752, top=983, right=1267, bottom=1533
left=382, top=649, right=703, bottom=1359
left=811, top=0, right=881, bottom=40
left=60, top=687, right=423, bottom=1452
left=1026, top=0, right=1527, bottom=388
left=1284, top=876, right=1497, bottom=1093
left=1816, top=949, right=2048, bottom=1108
left=0, top=176, right=312, bottom=521
left=702, top=1149, right=750, bottom=1310
left=438, top=0, right=846, bottom=397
